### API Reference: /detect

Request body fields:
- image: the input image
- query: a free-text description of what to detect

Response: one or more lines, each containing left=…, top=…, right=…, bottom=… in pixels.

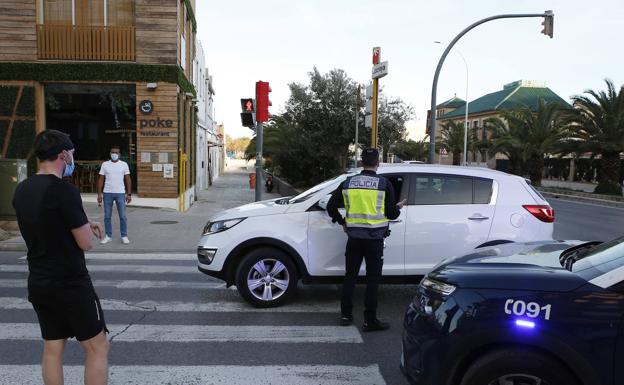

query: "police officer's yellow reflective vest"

left=342, top=173, right=388, bottom=239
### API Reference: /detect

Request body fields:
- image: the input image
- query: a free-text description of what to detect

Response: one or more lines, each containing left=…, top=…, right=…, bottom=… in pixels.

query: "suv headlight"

left=420, top=277, right=456, bottom=295
left=202, top=218, right=245, bottom=236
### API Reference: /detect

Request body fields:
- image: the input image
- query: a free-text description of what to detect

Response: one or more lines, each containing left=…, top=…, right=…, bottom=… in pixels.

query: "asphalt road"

left=0, top=251, right=412, bottom=385
left=0, top=198, right=621, bottom=385
left=550, top=198, right=624, bottom=241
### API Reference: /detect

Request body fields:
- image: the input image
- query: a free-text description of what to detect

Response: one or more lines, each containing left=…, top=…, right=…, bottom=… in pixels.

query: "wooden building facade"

left=0, top=0, right=198, bottom=210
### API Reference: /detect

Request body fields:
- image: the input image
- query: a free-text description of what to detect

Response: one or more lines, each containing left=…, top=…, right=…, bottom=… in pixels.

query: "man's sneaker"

left=362, top=319, right=390, bottom=332
left=339, top=314, right=354, bottom=326
left=121, top=237, right=131, bottom=244
left=100, top=236, right=112, bottom=244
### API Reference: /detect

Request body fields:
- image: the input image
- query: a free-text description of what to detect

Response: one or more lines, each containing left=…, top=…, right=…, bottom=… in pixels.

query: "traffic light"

left=541, top=10, right=554, bottom=38
left=240, top=98, right=256, bottom=128
left=255, top=81, right=272, bottom=122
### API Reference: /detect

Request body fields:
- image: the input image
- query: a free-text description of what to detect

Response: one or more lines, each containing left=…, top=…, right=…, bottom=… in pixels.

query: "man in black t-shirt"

left=13, top=130, right=110, bottom=385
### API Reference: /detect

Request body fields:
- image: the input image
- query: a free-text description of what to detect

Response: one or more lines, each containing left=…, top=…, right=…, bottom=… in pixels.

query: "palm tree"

left=485, top=99, right=569, bottom=186
left=439, top=120, right=471, bottom=165
left=567, top=79, right=624, bottom=195
left=393, top=138, right=429, bottom=162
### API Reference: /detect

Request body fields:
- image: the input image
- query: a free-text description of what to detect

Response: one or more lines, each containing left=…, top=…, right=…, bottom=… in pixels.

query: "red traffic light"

left=255, top=81, right=272, bottom=123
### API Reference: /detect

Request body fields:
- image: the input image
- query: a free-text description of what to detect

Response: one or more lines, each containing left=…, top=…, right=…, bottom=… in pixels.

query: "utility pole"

left=371, top=47, right=388, bottom=149
left=427, top=11, right=555, bottom=164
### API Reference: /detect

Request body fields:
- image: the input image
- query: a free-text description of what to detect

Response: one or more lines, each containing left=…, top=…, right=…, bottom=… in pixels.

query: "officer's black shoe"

left=362, top=319, right=390, bottom=332
left=339, top=314, right=354, bottom=326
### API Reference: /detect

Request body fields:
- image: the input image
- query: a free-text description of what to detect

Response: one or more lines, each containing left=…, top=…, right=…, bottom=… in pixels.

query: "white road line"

left=0, top=297, right=339, bottom=313
left=0, top=279, right=224, bottom=290
left=0, top=323, right=363, bottom=343
left=0, top=365, right=386, bottom=385
left=19, top=253, right=196, bottom=261
left=0, top=265, right=197, bottom=274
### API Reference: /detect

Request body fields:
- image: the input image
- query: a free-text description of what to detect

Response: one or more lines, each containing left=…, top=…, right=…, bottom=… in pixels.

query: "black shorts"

left=32, top=294, right=108, bottom=341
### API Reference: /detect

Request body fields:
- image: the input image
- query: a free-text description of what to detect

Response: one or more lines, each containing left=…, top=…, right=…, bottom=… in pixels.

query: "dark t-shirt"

left=12, top=174, right=92, bottom=303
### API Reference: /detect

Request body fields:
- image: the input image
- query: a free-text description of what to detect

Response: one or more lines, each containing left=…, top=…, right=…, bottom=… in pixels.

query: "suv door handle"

left=389, top=219, right=403, bottom=224
left=468, top=214, right=489, bottom=221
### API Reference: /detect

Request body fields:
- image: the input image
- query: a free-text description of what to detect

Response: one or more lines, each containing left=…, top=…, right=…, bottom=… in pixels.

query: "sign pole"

left=354, top=85, right=360, bottom=167
left=255, top=122, right=263, bottom=202
left=371, top=78, right=379, bottom=148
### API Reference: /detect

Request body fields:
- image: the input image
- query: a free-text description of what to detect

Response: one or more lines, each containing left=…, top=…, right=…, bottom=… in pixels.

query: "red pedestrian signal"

left=255, top=81, right=272, bottom=123
left=240, top=98, right=256, bottom=128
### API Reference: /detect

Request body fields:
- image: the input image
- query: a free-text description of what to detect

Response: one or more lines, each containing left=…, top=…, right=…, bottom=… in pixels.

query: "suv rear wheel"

left=235, top=247, right=298, bottom=308
left=460, top=348, right=579, bottom=385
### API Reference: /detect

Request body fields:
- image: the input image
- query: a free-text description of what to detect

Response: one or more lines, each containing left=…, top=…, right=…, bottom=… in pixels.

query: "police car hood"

left=429, top=241, right=589, bottom=292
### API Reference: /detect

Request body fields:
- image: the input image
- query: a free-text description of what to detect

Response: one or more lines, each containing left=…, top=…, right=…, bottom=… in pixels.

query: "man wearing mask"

left=97, top=145, right=132, bottom=244
left=12, top=129, right=109, bottom=385
left=327, top=148, right=406, bottom=332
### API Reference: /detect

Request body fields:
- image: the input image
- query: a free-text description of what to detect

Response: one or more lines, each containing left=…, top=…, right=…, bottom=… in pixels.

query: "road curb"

left=541, top=191, right=624, bottom=209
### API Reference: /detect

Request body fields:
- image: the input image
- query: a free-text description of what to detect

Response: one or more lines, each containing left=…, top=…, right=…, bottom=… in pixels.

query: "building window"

left=42, top=0, right=134, bottom=26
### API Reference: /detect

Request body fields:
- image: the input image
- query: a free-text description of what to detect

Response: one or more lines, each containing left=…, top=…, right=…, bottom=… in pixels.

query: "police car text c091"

left=401, top=236, right=624, bottom=385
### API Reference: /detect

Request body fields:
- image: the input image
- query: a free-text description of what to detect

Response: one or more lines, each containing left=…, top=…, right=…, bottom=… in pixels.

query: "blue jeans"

left=103, top=193, right=128, bottom=237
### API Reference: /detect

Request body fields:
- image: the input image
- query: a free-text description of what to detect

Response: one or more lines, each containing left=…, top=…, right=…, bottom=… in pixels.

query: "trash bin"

left=248, top=172, right=256, bottom=189
left=0, top=159, right=27, bottom=218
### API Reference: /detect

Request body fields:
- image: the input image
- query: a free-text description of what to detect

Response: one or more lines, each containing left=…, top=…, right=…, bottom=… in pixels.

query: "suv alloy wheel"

left=235, top=247, right=298, bottom=308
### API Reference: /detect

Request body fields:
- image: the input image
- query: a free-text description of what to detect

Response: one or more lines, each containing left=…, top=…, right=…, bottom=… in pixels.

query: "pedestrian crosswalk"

left=0, top=252, right=396, bottom=385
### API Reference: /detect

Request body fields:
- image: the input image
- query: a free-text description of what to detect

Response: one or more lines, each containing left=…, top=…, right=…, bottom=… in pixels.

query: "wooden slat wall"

left=0, top=0, right=37, bottom=62
left=136, top=82, right=179, bottom=198
left=135, top=0, right=177, bottom=65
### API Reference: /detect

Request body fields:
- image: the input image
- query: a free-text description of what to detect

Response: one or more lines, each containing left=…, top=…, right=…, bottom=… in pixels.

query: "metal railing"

left=37, top=24, right=135, bottom=61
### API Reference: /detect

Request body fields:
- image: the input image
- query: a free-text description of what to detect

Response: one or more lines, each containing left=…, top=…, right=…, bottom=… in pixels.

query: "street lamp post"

left=434, top=42, right=469, bottom=166
left=427, top=11, right=555, bottom=164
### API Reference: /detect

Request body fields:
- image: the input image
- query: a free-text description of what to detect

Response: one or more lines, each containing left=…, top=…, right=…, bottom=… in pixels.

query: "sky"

left=196, top=0, right=624, bottom=140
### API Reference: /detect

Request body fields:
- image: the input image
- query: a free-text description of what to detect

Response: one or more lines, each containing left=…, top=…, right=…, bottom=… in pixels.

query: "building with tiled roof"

left=434, top=80, right=569, bottom=167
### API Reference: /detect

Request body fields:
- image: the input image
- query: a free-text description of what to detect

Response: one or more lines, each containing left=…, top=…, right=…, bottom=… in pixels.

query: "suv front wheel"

left=235, top=247, right=298, bottom=308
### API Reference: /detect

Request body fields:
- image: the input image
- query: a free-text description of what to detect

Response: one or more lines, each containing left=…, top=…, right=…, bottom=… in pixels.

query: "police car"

left=401, top=236, right=624, bottom=385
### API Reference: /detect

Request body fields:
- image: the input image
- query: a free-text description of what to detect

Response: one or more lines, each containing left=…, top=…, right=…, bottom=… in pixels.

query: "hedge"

left=0, top=63, right=196, bottom=96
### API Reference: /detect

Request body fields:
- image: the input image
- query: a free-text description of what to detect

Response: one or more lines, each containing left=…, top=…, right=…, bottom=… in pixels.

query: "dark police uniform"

left=13, top=174, right=107, bottom=341
left=327, top=165, right=400, bottom=328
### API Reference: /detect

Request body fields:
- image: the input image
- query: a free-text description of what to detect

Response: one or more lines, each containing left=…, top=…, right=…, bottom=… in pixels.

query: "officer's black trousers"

left=341, top=237, right=384, bottom=322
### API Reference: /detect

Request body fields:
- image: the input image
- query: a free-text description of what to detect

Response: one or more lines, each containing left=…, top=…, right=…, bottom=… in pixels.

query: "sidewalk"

left=0, top=159, right=281, bottom=253
left=541, top=179, right=598, bottom=193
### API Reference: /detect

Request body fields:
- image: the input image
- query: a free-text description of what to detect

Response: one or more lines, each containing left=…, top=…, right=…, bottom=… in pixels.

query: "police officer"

left=327, top=148, right=406, bottom=331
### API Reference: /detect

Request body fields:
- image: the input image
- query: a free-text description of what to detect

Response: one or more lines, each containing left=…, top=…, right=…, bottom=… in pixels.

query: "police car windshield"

left=571, top=236, right=624, bottom=281
left=289, top=174, right=350, bottom=204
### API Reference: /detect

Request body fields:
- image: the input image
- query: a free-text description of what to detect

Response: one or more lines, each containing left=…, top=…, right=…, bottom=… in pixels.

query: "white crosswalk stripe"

left=0, top=323, right=364, bottom=343
left=0, top=297, right=339, bottom=313
left=0, top=278, right=225, bottom=290
left=0, top=365, right=387, bottom=385
left=19, top=253, right=196, bottom=261
left=0, top=253, right=388, bottom=384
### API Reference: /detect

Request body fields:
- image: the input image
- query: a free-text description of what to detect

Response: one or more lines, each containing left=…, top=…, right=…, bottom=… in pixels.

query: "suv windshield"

left=289, top=174, right=350, bottom=204
left=572, top=236, right=624, bottom=282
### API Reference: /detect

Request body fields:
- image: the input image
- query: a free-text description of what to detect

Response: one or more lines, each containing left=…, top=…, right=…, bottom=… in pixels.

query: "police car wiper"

left=559, top=241, right=602, bottom=271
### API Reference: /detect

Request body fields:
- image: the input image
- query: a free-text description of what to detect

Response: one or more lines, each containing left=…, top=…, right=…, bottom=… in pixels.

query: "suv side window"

left=409, top=174, right=493, bottom=205
left=381, top=174, right=408, bottom=204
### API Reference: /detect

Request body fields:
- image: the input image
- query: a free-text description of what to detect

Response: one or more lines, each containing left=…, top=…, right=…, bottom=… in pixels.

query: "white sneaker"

left=121, top=237, right=131, bottom=244
left=100, top=235, right=112, bottom=244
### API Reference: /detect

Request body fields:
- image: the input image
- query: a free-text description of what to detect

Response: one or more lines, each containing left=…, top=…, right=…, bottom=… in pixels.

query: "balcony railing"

left=37, top=24, right=135, bottom=61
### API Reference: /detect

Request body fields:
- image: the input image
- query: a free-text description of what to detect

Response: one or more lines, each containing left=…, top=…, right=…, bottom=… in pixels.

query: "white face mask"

left=111, top=153, right=119, bottom=161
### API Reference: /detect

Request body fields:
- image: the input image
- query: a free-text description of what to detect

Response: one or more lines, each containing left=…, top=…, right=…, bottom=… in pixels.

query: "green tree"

left=439, top=120, right=472, bottom=166
left=392, top=139, right=429, bottom=162
left=567, top=79, right=624, bottom=195
left=485, top=99, right=569, bottom=186
left=377, top=96, right=415, bottom=161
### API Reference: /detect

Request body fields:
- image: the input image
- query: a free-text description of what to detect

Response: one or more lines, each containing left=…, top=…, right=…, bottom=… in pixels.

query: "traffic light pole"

left=427, top=11, right=553, bottom=164
left=255, top=122, right=263, bottom=202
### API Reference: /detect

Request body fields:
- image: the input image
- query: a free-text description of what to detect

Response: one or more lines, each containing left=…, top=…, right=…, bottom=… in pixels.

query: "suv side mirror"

left=317, top=194, right=332, bottom=210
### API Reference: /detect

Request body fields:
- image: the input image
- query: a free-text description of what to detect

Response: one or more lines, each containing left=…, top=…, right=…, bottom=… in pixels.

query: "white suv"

left=197, top=164, right=554, bottom=307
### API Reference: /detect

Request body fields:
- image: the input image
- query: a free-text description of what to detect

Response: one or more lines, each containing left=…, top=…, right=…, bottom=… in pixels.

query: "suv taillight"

left=523, top=205, right=555, bottom=223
